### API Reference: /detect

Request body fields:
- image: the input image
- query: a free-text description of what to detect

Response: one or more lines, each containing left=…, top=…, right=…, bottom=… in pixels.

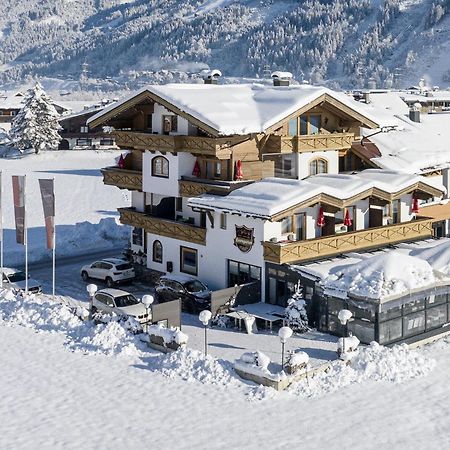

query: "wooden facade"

left=118, top=207, right=206, bottom=245
left=102, top=167, right=142, bottom=191
left=266, top=132, right=355, bottom=153
left=263, top=218, right=434, bottom=264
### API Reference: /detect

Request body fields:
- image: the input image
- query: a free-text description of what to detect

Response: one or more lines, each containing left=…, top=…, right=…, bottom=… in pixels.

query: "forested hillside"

left=1, top=0, right=449, bottom=89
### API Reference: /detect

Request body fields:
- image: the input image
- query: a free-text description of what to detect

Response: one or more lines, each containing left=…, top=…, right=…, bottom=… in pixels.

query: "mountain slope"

left=0, top=0, right=449, bottom=89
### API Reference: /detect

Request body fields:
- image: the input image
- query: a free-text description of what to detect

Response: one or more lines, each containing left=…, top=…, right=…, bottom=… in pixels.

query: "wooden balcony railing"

left=118, top=207, right=206, bottom=245
left=266, top=132, right=355, bottom=153
left=263, top=218, right=434, bottom=264
left=113, top=130, right=248, bottom=158
left=101, top=167, right=142, bottom=191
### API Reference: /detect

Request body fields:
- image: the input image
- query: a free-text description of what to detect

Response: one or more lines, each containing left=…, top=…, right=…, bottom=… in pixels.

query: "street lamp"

left=278, top=326, right=293, bottom=370
left=338, top=309, right=352, bottom=356
left=141, top=294, right=154, bottom=333
left=199, top=310, right=212, bottom=356
left=86, top=283, right=97, bottom=320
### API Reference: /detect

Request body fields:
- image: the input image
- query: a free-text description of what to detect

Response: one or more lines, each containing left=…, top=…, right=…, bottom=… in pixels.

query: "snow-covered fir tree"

left=10, top=82, right=61, bottom=154
left=284, top=282, right=309, bottom=333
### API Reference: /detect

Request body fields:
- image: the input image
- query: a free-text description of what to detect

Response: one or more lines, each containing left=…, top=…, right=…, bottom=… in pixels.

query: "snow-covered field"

left=1, top=150, right=129, bottom=266
left=0, top=289, right=449, bottom=449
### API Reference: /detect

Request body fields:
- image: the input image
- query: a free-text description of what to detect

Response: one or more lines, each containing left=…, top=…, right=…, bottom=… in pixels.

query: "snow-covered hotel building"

left=89, top=75, right=450, bottom=345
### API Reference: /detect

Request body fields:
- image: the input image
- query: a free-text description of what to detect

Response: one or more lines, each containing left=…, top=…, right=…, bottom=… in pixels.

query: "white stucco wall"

left=142, top=151, right=196, bottom=197
left=152, top=104, right=189, bottom=135
left=131, top=191, right=144, bottom=212
left=297, top=150, right=339, bottom=179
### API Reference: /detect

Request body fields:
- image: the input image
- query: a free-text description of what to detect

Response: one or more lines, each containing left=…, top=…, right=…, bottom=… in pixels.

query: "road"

left=26, top=248, right=155, bottom=303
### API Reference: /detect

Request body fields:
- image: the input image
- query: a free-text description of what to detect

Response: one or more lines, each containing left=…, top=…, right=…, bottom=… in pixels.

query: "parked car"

left=155, top=274, right=211, bottom=313
left=81, top=258, right=135, bottom=287
left=92, top=288, right=150, bottom=325
left=1, top=268, right=42, bottom=294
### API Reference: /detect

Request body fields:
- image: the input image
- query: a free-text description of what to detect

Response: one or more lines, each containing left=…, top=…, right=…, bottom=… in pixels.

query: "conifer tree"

left=10, top=82, right=61, bottom=154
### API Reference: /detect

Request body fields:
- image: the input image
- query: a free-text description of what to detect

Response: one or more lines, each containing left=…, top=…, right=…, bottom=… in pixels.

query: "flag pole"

left=52, top=177, right=56, bottom=299
left=0, top=170, right=3, bottom=289
left=24, top=175, right=28, bottom=295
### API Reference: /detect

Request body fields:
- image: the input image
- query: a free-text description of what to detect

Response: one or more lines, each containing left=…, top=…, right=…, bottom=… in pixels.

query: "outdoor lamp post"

left=199, top=310, right=212, bottom=356
left=141, top=294, right=154, bottom=333
left=86, top=283, right=97, bottom=320
left=278, top=326, right=293, bottom=370
left=338, top=309, right=352, bottom=356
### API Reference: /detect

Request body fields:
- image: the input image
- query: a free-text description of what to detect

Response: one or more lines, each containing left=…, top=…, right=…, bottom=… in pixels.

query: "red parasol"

left=118, top=153, right=125, bottom=169
left=235, top=160, right=243, bottom=180
left=344, top=209, right=353, bottom=227
left=412, top=195, right=420, bottom=214
left=317, top=207, right=325, bottom=227
left=192, top=160, right=200, bottom=177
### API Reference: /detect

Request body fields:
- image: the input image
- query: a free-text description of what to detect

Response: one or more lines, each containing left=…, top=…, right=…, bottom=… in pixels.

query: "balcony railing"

left=113, top=130, right=248, bottom=158
left=266, top=132, right=355, bottom=153
left=101, top=167, right=142, bottom=191
left=263, top=218, right=434, bottom=264
left=118, top=207, right=206, bottom=245
left=179, top=177, right=253, bottom=197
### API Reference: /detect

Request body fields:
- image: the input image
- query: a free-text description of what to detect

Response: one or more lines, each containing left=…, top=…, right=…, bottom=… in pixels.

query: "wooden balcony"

left=266, top=132, right=355, bottom=153
left=179, top=177, right=252, bottom=197
left=101, top=167, right=142, bottom=191
left=113, top=130, right=248, bottom=159
left=118, top=207, right=206, bottom=245
left=263, top=218, right=434, bottom=264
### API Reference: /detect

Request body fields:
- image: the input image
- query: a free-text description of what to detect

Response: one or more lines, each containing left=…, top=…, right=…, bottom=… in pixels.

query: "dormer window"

left=163, top=115, right=178, bottom=134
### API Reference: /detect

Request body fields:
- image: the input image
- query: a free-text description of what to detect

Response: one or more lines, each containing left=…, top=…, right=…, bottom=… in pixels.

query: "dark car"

left=155, top=274, right=211, bottom=314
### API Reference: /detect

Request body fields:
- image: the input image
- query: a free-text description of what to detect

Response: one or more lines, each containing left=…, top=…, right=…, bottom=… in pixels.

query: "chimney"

left=271, top=71, right=293, bottom=86
left=202, top=69, right=222, bottom=85
left=409, top=102, right=421, bottom=123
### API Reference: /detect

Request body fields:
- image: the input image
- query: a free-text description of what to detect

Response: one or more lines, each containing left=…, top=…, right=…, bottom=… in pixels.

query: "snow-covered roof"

left=350, top=91, right=450, bottom=174
left=0, top=92, right=25, bottom=109
left=88, top=83, right=383, bottom=135
left=410, top=239, right=450, bottom=276
left=402, top=92, right=450, bottom=103
left=188, top=170, right=444, bottom=219
left=322, top=251, right=440, bottom=301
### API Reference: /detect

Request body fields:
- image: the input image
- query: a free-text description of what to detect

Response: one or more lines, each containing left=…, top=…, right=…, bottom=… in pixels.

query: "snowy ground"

left=0, top=287, right=449, bottom=449
left=1, top=150, right=129, bottom=267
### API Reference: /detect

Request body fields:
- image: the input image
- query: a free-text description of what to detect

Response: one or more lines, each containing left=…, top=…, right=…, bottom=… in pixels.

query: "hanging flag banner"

left=12, top=175, right=26, bottom=245
left=39, top=179, right=55, bottom=250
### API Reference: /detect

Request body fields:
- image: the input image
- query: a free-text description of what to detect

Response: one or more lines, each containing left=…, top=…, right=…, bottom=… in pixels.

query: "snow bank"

left=152, top=347, right=238, bottom=386
left=148, top=324, right=188, bottom=345
left=0, top=289, right=145, bottom=356
left=323, top=252, right=436, bottom=300
left=289, top=342, right=435, bottom=398
left=410, top=239, right=450, bottom=276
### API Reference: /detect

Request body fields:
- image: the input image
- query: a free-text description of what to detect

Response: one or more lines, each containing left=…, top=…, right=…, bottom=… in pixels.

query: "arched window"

left=152, top=156, right=169, bottom=178
left=153, top=240, right=163, bottom=263
left=309, top=158, right=328, bottom=176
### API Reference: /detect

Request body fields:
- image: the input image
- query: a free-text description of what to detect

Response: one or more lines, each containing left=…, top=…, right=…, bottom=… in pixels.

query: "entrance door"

left=369, top=207, right=383, bottom=228
left=322, top=215, right=336, bottom=236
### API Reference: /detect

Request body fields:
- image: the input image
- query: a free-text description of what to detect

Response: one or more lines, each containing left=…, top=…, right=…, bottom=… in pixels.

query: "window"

left=309, top=114, right=321, bottom=135
left=288, top=118, right=298, bottom=136
left=309, top=158, right=328, bottom=176
left=294, top=213, right=305, bottom=240
left=300, top=115, right=308, bottom=135
left=228, top=260, right=261, bottom=287
left=153, top=240, right=163, bottom=263
left=281, top=216, right=293, bottom=234
left=220, top=213, right=227, bottom=230
left=206, top=160, right=222, bottom=179
left=76, top=138, right=92, bottom=147
left=180, top=247, right=198, bottom=275
left=403, top=310, right=425, bottom=337
left=80, top=126, right=89, bottom=133
left=288, top=114, right=321, bottom=136
left=100, top=138, right=114, bottom=146
left=392, top=200, right=400, bottom=223
left=176, top=197, right=183, bottom=212
left=132, top=227, right=143, bottom=246
left=147, top=114, right=153, bottom=131
left=163, top=115, right=178, bottom=134
left=426, top=304, right=447, bottom=330
left=152, top=156, right=169, bottom=178
left=379, top=318, right=403, bottom=344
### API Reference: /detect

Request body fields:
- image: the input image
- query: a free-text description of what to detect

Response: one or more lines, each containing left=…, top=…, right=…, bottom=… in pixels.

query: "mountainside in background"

left=1, top=0, right=450, bottom=90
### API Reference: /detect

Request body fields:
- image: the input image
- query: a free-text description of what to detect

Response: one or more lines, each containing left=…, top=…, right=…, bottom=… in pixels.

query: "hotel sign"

left=234, top=225, right=255, bottom=253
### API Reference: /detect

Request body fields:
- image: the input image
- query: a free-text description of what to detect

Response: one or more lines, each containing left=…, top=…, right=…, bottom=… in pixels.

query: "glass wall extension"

left=319, top=287, right=450, bottom=345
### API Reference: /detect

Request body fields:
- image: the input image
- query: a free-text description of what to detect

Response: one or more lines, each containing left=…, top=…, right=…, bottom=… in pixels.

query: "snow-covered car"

left=155, top=274, right=211, bottom=313
left=81, top=258, right=135, bottom=287
left=1, top=268, right=42, bottom=294
left=92, top=288, right=150, bottom=324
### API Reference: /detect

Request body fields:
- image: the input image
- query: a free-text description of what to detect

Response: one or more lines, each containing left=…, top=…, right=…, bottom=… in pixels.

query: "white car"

left=1, top=268, right=42, bottom=294
left=92, top=288, right=150, bottom=325
left=81, top=258, right=135, bottom=287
